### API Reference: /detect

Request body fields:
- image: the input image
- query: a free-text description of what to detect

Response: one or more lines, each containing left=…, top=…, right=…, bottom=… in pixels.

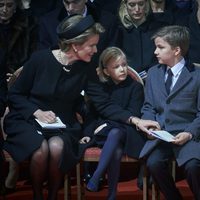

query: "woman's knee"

left=108, top=128, right=124, bottom=140
left=48, top=136, right=64, bottom=154
left=112, top=146, right=123, bottom=160
left=32, top=140, right=48, bottom=159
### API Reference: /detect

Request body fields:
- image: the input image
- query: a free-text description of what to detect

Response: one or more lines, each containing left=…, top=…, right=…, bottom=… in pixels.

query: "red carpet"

left=1, top=162, right=193, bottom=200
left=1, top=179, right=193, bottom=200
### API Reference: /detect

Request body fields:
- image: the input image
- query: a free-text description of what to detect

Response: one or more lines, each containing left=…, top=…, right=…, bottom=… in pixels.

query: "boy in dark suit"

left=140, top=25, right=200, bottom=200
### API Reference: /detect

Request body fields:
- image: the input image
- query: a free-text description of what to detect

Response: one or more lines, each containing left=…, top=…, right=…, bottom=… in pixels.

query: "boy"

left=140, top=25, right=200, bottom=199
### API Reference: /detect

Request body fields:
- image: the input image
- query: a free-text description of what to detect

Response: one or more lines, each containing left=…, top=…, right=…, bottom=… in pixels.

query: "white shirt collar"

left=82, top=6, right=87, bottom=17
left=167, top=57, right=185, bottom=77
left=67, top=6, right=87, bottom=17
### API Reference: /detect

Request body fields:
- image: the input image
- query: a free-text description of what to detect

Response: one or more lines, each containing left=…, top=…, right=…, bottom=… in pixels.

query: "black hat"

left=56, top=14, right=95, bottom=39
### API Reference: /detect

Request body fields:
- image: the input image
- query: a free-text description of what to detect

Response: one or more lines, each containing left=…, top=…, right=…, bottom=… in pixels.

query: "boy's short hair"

left=152, top=25, right=190, bottom=56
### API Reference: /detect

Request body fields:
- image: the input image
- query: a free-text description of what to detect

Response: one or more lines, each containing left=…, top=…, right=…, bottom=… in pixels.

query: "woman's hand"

left=79, top=136, right=91, bottom=144
left=131, top=117, right=160, bottom=133
left=33, top=109, right=56, bottom=123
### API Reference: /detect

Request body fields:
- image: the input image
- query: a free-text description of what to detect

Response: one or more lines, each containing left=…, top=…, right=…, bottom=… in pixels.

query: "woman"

left=3, top=14, right=104, bottom=200
left=111, top=0, right=169, bottom=74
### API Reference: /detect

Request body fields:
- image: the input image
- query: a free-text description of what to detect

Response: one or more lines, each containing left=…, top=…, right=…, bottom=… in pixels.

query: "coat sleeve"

left=125, top=81, right=144, bottom=118
left=184, top=78, right=200, bottom=140
left=7, top=54, right=39, bottom=120
left=141, top=69, right=160, bottom=121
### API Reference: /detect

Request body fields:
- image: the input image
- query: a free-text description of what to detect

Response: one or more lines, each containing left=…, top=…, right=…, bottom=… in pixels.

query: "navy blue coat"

left=83, top=77, right=146, bottom=159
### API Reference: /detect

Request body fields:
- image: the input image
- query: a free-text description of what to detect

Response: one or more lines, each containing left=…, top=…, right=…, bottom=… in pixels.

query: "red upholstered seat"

left=83, top=147, right=138, bottom=162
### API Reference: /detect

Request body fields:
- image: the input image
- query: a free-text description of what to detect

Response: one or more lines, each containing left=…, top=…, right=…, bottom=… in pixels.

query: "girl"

left=80, top=47, right=147, bottom=200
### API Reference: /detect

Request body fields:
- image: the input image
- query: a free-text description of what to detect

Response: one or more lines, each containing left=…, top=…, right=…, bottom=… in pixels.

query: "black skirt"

left=94, top=120, right=127, bottom=147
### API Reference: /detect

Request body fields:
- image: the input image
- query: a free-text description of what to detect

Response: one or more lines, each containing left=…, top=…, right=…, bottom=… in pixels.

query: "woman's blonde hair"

left=57, top=15, right=105, bottom=52
left=119, top=0, right=150, bottom=29
left=97, top=47, right=127, bottom=83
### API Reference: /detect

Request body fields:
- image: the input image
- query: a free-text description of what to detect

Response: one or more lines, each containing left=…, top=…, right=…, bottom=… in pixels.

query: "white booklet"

left=148, top=130, right=175, bottom=142
left=35, top=117, right=66, bottom=129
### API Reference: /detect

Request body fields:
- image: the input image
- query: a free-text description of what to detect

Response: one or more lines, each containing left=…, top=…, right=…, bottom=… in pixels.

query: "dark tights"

left=89, top=128, right=125, bottom=200
left=30, top=136, right=64, bottom=200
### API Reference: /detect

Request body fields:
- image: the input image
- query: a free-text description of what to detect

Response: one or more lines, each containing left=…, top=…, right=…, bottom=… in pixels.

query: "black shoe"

left=83, top=174, right=92, bottom=184
left=98, top=177, right=105, bottom=190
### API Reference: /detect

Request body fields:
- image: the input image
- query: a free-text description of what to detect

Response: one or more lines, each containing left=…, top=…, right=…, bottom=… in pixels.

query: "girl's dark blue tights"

left=87, top=128, right=125, bottom=200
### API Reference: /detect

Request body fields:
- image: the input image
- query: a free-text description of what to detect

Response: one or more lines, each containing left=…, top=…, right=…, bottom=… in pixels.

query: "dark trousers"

left=146, top=142, right=200, bottom=200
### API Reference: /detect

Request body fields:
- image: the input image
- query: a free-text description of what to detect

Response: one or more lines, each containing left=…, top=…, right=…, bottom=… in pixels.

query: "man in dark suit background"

left=37, top=0, right=117, bottom=52
left=139, top=25, right=200, bottom=199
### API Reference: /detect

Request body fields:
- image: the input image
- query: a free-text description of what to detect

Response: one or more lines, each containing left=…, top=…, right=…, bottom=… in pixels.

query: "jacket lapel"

left=157, top=65, right=168, bottom=96
left=169, top=66, right=192, bottom=98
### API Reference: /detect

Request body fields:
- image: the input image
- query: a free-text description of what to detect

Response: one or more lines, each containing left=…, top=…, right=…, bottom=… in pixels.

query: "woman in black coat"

left=111, top=0, right=170, bottom=75
left=3, top=14, right=105, bottom=200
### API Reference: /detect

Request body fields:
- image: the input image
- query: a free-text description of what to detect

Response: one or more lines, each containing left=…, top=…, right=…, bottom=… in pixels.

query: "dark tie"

left=165, top=69, right=173, bottom=94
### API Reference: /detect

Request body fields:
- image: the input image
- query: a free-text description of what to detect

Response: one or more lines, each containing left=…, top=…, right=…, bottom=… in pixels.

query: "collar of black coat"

left=56, top=14, right=95, bottom=39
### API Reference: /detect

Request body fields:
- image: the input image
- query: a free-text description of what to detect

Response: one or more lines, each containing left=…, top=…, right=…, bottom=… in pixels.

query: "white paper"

left=148, top=130, right=175, bottom=142
left=35, top=117, right=66, bottom=129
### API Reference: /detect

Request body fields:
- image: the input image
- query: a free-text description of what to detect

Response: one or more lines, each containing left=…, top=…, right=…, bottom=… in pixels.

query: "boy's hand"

left=79, top=136, right=91, bottom=144
left=146, top=128, right=157, bottom=140
left=172, top=132, right=192, bottom=145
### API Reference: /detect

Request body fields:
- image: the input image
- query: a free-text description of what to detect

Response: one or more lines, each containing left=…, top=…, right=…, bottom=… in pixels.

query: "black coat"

left=83, top=77, right=146, bottom=159
left=3, top=49, right=89, bottom=172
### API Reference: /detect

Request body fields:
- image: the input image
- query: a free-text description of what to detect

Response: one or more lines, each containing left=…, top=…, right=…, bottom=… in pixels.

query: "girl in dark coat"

left=80, top=47, right=147, bottom=200
left=3, top=14, right=105, bottom=200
